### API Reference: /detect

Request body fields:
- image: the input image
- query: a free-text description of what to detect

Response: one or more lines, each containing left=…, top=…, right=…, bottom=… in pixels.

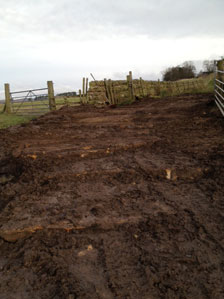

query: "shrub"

left=162, top=61, right=196, bottom=81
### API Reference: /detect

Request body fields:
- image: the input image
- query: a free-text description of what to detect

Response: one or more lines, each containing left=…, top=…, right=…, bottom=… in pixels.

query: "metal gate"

left=3, top=81, right=81, bottom=116
left=10, top=88, right=50, bottom=116
left=214, top=59, right=224, bottom=117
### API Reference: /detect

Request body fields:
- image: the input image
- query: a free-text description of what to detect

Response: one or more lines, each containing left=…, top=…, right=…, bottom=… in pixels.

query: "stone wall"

left=88, top=77, right=206, bottom=106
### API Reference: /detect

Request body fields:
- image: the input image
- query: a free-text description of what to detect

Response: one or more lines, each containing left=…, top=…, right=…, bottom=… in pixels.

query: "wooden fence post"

left=127, top=73, right=134, bottom=102
left=157, top=79, right=161, bottom=96
left=47, top=81, right=56, bottom=110
left=85, top=78, right=89, bottom=103
left=104, top=79, right=111, bottom=104
left=129, top=71, right=135, bottom=101
left=108, top=79, right=115, bottom=105
left=4, top=83, right=12, bottom=114
left=79, top=89, right=82, bottom=104
left=127, top=75, right=130, bottom=101
left=140, top=77, right=144, bottom=97
left=82, top=78, right=86, bottom=103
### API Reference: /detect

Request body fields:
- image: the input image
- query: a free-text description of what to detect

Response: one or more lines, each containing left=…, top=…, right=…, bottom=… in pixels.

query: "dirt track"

left=0, top=94, right=224, bottom=299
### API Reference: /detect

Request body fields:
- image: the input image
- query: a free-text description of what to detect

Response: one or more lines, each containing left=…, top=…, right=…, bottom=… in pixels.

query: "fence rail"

left=214, top=59, right=224, bottom=117
left=2, top=81, right=57, bottom=115
left=10, top=88, right=48, bottom=95
left=2, top=81, right=82, bottom=116
left=10, top=88, right=50, bottom=115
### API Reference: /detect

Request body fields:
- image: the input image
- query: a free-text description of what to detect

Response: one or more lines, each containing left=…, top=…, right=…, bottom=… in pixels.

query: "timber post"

left=82, top=78, right=86, bottom=103
left=140, top=77, right=144, bottom=97
left=127, top=74, right=134, bottom=102
left=85, top=78, right=89, bottom=103
left=108, top=79, right=115, bottom=105
left=129, top=71, right=135, bottom=101
left=104, top=79, right=111, bottom=104
left=127, top=75, right=130, bottom=101
left=128, top=71, right=135, bottom=101
left=47, top=81, right=56, bottom=111
left=79, top=89, right=82, bottom=104
left=4, top=83, right=12, bottom=114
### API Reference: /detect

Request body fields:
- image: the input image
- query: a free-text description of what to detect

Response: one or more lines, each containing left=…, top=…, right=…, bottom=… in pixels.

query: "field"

left=9, top=96, right=81, bottom=111
left=0, top=102, right=4, bottom=112
left=0, top=74, right=213, bottom=129
left=0, top=114, right=34, bottom=129
left=0, top=93, right=224, bottom=298
left=0, top=96, right=80, bottom=128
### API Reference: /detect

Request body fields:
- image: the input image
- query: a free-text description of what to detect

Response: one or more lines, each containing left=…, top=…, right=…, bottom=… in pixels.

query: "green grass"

left=158, top=74, right=215, bottom=98
left=0, top=103, right=4, bottom=113
left=0, top=96, right=81, bottom=129
left=0, top=114, right=34, bottom=129
left=0, top=76, right=214, bottom=128
left=9, top=96, right=80, bottom=112
left=55, top=96, right=80, bottom=106
left=203, top=75, right=215, bottom=93
left=0, top=96, right=80, bottom=114
left=117, top=99, right=135, bottom=106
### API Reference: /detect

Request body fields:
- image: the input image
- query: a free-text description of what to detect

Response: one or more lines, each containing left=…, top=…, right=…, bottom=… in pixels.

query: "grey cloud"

left=0, top=0, right=224, bottom=40
left=0, top=0, right=223, bottom=95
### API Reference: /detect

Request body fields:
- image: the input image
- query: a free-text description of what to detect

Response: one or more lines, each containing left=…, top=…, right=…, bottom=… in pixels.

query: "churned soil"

left=0, top=94, right=223, bottom=299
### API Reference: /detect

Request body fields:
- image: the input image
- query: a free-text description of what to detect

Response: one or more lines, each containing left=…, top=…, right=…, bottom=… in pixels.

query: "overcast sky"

left=0, top=0, right=224, bottom=97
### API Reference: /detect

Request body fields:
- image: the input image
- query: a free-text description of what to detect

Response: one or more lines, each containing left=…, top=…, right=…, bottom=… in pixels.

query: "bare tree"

left=203, top=60, right=215, bottom=73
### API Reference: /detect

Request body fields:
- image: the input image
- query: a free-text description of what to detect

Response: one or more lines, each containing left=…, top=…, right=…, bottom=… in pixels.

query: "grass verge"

left=0, top=114, right=34, bottom=129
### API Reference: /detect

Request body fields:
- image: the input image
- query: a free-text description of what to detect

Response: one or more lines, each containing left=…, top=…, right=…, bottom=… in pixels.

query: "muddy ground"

left=0, top=94, right=223, bottom=299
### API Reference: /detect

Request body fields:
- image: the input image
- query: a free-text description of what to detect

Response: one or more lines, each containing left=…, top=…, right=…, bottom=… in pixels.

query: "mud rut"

left=0, top=94, right=224, bottom=299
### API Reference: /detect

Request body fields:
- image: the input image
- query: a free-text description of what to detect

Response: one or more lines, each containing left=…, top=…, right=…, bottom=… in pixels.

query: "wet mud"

left=0, top=94, right=224, bottom=298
